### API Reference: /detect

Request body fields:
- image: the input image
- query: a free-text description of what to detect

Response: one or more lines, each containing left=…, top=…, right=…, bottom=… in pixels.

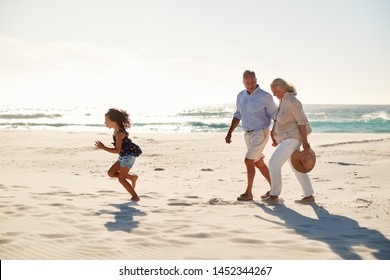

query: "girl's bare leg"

left=118, top=166, right=140, bottom=201
left=107, top=161, right=121, bottom=178
left=108, top=161, right=138, bottom=188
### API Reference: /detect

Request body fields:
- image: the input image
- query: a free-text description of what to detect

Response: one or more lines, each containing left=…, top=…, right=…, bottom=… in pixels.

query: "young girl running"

left=95, top=108, right=142, bottom=201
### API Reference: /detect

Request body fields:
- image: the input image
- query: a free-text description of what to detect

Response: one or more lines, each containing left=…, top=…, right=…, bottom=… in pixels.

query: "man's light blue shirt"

left=233, top=85, right=277, bottom=131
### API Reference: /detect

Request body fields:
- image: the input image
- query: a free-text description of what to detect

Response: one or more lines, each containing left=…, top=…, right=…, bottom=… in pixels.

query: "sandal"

left=237, top=193, right=253, bottom=201
left=294, top=196, right=315, bottom=204
left=261, top=195, right=278, bottom=204
left=260, top=191, right=270, bottom=199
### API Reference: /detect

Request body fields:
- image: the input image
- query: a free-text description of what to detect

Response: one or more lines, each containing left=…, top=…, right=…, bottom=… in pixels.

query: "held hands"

left=271, top=130, right=278, bottom=147
left=94, top=141, right=105, bottom=150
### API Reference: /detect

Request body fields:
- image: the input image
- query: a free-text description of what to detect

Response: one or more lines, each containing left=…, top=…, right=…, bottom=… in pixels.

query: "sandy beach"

left=0, top=129, right=389, bottom=260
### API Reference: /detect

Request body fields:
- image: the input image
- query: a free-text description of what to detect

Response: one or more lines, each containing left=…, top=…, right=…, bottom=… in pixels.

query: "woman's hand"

left=302, top=142, right=311, bottom=151
left=298, top=124, right=310, bottom=151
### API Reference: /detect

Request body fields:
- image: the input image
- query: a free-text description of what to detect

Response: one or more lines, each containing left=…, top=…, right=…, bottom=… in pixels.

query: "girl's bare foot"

left=131, top=195, right=140, bottom=202
left=130, top=174, right=138, bottom=189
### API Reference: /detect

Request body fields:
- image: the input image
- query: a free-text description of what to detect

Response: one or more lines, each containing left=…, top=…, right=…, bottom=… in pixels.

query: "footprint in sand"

left=167, top=198, right=194, bottom=207
left=154, top=168, right=165, bottom=171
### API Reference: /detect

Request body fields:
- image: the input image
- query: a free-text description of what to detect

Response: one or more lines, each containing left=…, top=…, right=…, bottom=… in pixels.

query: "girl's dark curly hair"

left=105, top=108, right=132, bottom=132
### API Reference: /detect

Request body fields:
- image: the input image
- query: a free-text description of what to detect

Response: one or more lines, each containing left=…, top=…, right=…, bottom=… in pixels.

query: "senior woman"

left=263, top=78, right=315, bottom=204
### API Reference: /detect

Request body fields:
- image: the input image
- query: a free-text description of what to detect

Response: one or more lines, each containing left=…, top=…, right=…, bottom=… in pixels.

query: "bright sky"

left=1, top=0, right=389, bottom=113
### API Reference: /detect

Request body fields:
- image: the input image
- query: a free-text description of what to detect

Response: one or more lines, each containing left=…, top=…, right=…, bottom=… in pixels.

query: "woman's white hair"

left=270, top=78, right=297, bottom=95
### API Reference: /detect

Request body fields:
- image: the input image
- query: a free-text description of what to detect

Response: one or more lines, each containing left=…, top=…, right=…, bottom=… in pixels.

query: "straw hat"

left=291, top=148, right=316, bottom=173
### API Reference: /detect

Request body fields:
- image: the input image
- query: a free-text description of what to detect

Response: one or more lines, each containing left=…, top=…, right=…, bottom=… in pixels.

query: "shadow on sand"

left=256, top=203, right=390, bottom=259
left=96, top=202, right=146, bottom=233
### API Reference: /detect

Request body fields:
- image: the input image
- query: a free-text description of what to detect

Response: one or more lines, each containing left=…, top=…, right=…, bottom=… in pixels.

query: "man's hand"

left=225, top=133, right=232, bottom=144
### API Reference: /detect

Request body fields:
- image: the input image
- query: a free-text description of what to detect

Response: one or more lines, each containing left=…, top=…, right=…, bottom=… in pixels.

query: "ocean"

left=0, top=104, right=389, bottom=133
